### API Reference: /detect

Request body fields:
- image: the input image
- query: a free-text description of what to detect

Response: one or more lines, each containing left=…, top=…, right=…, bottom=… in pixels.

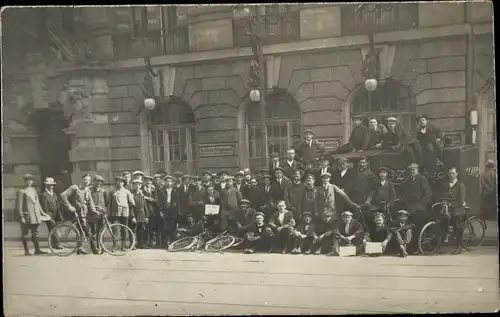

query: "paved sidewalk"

left=2, top=220, right=498, bottom=246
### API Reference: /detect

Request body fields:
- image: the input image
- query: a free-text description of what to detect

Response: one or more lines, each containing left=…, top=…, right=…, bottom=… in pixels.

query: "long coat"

left=400, top=174, right=432, bottom=214
left=15, top=187, right=45, bottom=225
left=132, top=191, right=150, bottom=223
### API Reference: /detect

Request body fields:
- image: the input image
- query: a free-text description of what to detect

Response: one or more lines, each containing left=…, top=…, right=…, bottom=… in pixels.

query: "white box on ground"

left=365, top=242, right=383, bottom=254
left=339, top=245, right=357, bottom=257
left=205, top=204, right=220, bottom=215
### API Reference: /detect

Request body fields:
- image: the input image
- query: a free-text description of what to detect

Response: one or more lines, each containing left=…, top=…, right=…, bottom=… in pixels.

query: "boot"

left=33, top=236, right=48, bottom=255
left=51, top=236, right=63, bottom=250
left=22, top=240, right=31, bottom=256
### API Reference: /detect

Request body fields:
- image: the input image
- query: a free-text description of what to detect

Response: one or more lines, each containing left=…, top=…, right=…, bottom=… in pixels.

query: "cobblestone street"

left=4, top=241, right=499, bottom=315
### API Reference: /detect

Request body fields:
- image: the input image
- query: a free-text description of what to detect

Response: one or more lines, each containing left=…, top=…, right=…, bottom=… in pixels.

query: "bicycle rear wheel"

left=205, top=235, right=236, bottom=252
left=418, top=221, right=442, bottom=255
left=232, top=236, right=244, bottom=248
left=168, top=236, right=198, bottom=252
left=48, top=223, right=80, bottom=257
left=462, top=217, right=487, bottom=251
left=99, top=223, right=136, bottom=256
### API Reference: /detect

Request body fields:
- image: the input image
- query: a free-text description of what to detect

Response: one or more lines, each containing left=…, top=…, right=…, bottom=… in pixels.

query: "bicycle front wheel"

left=462, top=217, right=487, bottom=251
left=418, top=221, right=442, bottom=255
left=168, top=236, right=198, bottom=252
left=48, top=223, right=80, bottom=257
left=205, top=235, right=236, bottom=252
left=99, top=223, right=136, bottom=256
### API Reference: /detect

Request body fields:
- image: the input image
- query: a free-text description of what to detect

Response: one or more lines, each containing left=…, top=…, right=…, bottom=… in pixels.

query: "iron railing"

left=233, top=10, right=301, bottom=47
left=341, top=3, right=418, bottom=36
left=112, top=26, right=189, bottom=60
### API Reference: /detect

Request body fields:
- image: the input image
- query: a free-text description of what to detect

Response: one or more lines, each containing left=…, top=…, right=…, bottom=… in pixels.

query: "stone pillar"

left=58, top=66, right=113, bottom=184
left=26, top=52, right=49, bottom=109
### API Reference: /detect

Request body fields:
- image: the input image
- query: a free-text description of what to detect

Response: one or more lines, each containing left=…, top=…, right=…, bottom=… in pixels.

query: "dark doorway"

left=27, top=106, right=72, bottom=182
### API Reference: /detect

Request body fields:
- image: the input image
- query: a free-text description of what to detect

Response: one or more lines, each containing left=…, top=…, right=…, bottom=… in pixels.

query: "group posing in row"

left=16, top=149, right=470, bottom=257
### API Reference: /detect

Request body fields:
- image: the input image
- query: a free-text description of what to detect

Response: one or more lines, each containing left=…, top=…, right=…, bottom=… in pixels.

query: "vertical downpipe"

left=465, top=4, right=476, bottom=146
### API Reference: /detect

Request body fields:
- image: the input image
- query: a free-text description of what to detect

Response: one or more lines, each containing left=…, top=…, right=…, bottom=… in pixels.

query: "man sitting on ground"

left=332, top=211, right=365, bottom=256
left=174, top=214, right=203, bottom=240
left=244, top=212, right=273, bottom=254
left=363, top=212, right=392, bottom=256
left=291, top=212, right=316, bottom=254
left=388, top=210, right=414, bottom=257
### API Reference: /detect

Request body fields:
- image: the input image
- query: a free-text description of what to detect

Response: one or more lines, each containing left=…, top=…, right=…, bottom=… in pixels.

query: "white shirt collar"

left=341, top=169, right=348, bottom=177
left=449, top=179, right=458, bottom=187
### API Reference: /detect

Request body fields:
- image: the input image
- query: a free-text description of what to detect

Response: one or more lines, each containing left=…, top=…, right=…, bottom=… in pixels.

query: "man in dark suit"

left=177, top=174, right=193, bottom=226
left=214, top=171, right=228, bottom=192
left=282, top=149, right=303, bottom=179
left=40, top=177, right=64, bottom=250
left=297, top=174, right=322, bottom=219
left=331, top=156, right=357, bottom=213
left=350, top=157, right=378, bottom=206
left=271, top=167, right=289, bottom=202
left=267, top=200, right=296, bottom=253
left=219, top=176, right=242, bottom=232
left=332, top=211, right=365, bottom=256
left=259, top=174, right=276, bottom=221
left=244, top=212, right=273, bottom=254
left=234, top=171, right=246, bottom=193
left=294, top=129, right=325, bottom=163
left=203, top=185, right=221, bottom=233
left=157, top=175, right=179, bottom=247
left=285, top=169, right=305, bottom=220
left=188, top=177, right=207, bottom=221
left=269, top=152, right=282, bottom=180
left=336, top=116, right=370, bottom=154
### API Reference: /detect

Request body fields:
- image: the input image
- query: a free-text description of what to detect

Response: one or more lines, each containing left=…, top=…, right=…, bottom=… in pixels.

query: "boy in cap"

left=60, top=173, right=99, bottom=255
left=285, top=169, right=305, bottom=220
left=363, top=212, right=392, bottom=256
left=16, top=174, right=51, bottom=255
left=107, top=176, right=136, bottom=251
left=318, top=172, right=359, bottom=223
left=291, top=211, right=316, bottom=254
left=267, top=200, right=296, bottom=253
left=132, top=170, right=145, bottom=182
left=388, top=210, right=414, bottom=257
left=131, top=179, right=150, bottom=249
left=294, top=129, right=325, bottom=163
left=315, top=157, right=335, bottom=186
left=122, top=172, right=132, bottom=191
left=336, top=116, right=369, bottom=154
left=220, top=175, right=242, bottom=232
left=332, top=211, right=365, bottom=256
left=244, top=212, right=274, bottom=253
left=311, top=211, right=336, bottom=254
left=40, top=177, right=63, bottom=250
left=89, top=175, right=108, bottom=254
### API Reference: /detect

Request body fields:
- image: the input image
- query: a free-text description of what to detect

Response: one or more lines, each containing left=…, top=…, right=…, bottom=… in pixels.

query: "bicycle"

left=359, top=199, right=399, bottom=230
left=168, top=228, right=239, bottom=252
left=418, top=198, right=478, bottom=255
left=48, top=213, right=136, bottom=257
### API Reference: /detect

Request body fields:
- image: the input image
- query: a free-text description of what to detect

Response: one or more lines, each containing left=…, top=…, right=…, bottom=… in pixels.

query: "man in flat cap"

left=285, top=169, right=305, bottom=220
left=177, top=175, right=193, bottom=226
left=131, top=179, right=150, bottom=249
left=107, top=176, right=135, bottom=252
left=188, top=177, right=207, bottom=221
left=336, top=116, right=369, bottom=154
left=315, top=157, right=335, bottom=187
left=269, top=152, right=282, bottom=180
left=281, top=149, right=302, bottom=180
left=310, top=211, right=337, bottom=254
left=294, top=129, right=325, bottom=163
left=243, top=212, right=273, bottom=254
left=297, top=174, right=321, bottom=220
left=172, top=171, right=184, bottom=188
left=220, top=175, right=242, bottom=232
left=157, top=175, right=180, bottom=247
left=214, top=171, right=229, bottom=192
left=235, top=199, right=257, bottom=237
left=132, top=170, right=145, bottom=182
left=89, top=175, right=108, bottom=254
left=16, top=174, right=51, bottom=255
left=234, top=171, right=246, bottom=194
left=203, top=184, right=221, bottom=233
left=243, top=168, right=252, bottom=186
left=122, top=172, right=132, bottom=191
left=318, top=172, right=359, bottom=224
left=259, top=174, right=276, bottom=221
left=332, top=211, right=365, bottom=256
left=244, top=176, right=261, bottom=212
left=331, top=156, right=357, bottom=214
left=142, top=175, right=159, bottom=247
left=388, top=210, right=414, bottom=257
left=291, top=211, right=316, bottom=254
left=271, top=166, right=289, bottom=202
left=363, top=212, right=392, bottom=256
left=399, top=162, right=431, bottom=253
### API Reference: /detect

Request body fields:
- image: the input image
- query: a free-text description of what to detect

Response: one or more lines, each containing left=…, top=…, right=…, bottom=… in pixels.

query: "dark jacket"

left=438, top=180, right=466, bottom=215
left=220, top=187, right=242, bottom=218
left=315, top=166, right=336, bottom=186
left=348, top=125, right=370, bottom=151
left=268, top=210, right=296, bottom=228
left=350, top=169, right=378, bottom=204
left=157, top=187, right=179, bottom=219
left=416, top=123, right=445, bottom=145
left=259, top=184, right=275, bottom=209
left=383, top=126, right=409, bottom=151
left=181, top=220, right=204, bottom=236
left=331, top=168, right=357, bottom=194
left=270, top=178, right=290, bottom=202
left=282, top=159, right=303, bottom=179
left=366, top=181, right=398, bottom=207
left=132, top=191, right=149, bottom=223
left=334, top=220, right=364, bottom=238
left=238, top=207, right=257, bottom=230
left=314, top=219, right=336, bottom=236
left=295, top=222, right=316, bottom=237
left=40, top=190, right=61, bottom=219
left=367, top=225, right=392, bottom=242
left=243, top=185, right=261, bottom=211
left=297, top=186, right=322, bottom=218
left=178, top=184, right=193, bottom=216
left=400, top=174, right=432, bottom=214
left=188, top=187, right=207, bottom=219
left=294, top=139, right=325, bottom=163
left=284, top=181, right=305, bottom=216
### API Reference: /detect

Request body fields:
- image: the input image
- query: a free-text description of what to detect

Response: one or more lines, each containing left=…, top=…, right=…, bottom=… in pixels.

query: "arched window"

left=149, top=100, right=197, bottom=174
left=246, top=92, right=301, bottom=170
left=352, top=79, right=416, bottom=132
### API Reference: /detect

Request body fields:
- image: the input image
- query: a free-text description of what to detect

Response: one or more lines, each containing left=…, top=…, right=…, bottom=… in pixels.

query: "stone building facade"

left=1, top=4, right=495, bottom=220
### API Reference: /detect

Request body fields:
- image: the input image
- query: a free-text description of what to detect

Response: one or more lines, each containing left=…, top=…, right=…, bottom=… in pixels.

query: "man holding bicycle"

left=437, top=166, right=467, bottom=254
left=60, top=173, right=99, bottom=255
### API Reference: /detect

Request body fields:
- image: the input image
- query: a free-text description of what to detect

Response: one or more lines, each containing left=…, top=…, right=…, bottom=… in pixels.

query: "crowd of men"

left=14, top=115, right=496, bottom=257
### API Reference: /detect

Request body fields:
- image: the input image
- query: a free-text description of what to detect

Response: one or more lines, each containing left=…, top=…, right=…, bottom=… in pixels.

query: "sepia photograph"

left=1, top=2, right=498, bottom=315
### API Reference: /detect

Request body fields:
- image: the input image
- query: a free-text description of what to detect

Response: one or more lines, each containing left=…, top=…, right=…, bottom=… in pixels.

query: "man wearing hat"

left=282, top=149, right=303, bottom=179
left=269, top=152, right=282, bottom=180
left=315, top=157, right=335, bottom=187
left=310, top=211, right=336, bottom=254
left=267, top=200, right=296, bottom=253
left=243, top=211, right=273, bottom=253
left=258, top=174, right=276, bottom=221
left=203, top=184, right=221, bottom=232
left=89, top=175, right=108, bottom=254
left=61, top=173, right=99, bottom=255
left=243, top=168, right=252, bottom=186
left=132, top=170, right=145, bottom=182
left=201, top=171, right=213, bottom=188
left=285, top=169, right=305, bottom=220
left=244, top=176, right=261, bottom=211
left=318, top=172, right=359, bottom=223
left=336, top=116, right=369, bottom=154
left=122, top=172, right=132, bottom=191
left=388, top=210, right=414, bottom=257
left=271, top=167, right=289, bottom=202
left=214, top=171, right=229, bottom=192
left=294, top=129, right=325, bottom=163
left=291, top=211, right=316, bottom=254
left=301, top=160, right=318, bottom=182
left=412, top=114, right=446, bottom=174
left=157, top=175, right=179, bottom=247
left=16, top=174, right=51, bottom=255
left=480, top=160, right=497, bottom=221
left=331, top=156, right=357, bottom=214
left=235, top=199, right=257, bottom=237
left=188, top=177, right=207, bottom=221
left=350, top=157, right=378, bottom=207
left=178, top=174, right=193, bottom=226
left=363, top=212, right=393, bottom=256
left=297, top=174, right=321, bottom=220
left=332, top=211, right=365, bottom=256
left=40, top=177, right=64, bottom=250
left=234, top=171, right=246, bottom=193
left=142, top=175, right=159, bottom=247
left=131, top=179, right=150, bottom=249
left=220, top=175, right=242, bottom=232
left=172, top=171, right=184, bottom=188
left=361, top=166, right=397, bottom=231
left=382, top=117, right=416, bottom=164
left=399, top=162, right=431, bottom=253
